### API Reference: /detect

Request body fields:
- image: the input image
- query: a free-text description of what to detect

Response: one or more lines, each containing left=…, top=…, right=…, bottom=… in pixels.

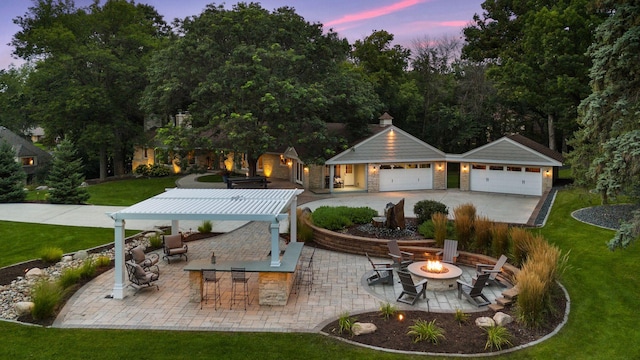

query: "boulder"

left=384, top=198, right=406, bottom=230
left=25, top=268, right=43, bottom=279
left=35, top=185, right=49, bottom=191
left=15, top=302, right=34, bottom=316
left=62, top=255, right=74, bottom=263
left=493, top=312, right=513, bottom=326
left=475, top=317, right=495, bottom=328
left=74, top=250, right=88, bottom=260
left=352, top=322, right=377, bottom=336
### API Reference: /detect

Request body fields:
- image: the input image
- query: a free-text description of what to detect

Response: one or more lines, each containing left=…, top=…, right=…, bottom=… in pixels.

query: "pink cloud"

left=325, top=0, right=429, bottom=27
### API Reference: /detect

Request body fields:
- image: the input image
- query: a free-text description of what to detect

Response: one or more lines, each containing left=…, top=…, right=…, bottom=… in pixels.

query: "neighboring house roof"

left=326, top=125, right=446, bottom=165
left=454, top=135, right=563, bottom=167
left=0, top=126, right=52, bottom=161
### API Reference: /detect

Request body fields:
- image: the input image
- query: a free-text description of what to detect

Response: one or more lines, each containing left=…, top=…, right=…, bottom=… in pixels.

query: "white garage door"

left=470, top=165, right=542, bottom=196
left=379, top=166, right=432, bottom=191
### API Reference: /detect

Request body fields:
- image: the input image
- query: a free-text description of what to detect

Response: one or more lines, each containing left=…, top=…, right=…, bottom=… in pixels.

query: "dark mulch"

left=322, top=286, right=567, bottom=355
left=0, top=259, right=50, bottom=286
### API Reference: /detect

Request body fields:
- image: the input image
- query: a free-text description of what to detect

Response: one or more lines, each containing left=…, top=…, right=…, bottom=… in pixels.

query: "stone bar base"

left=258, top=272, right=295, bottom=306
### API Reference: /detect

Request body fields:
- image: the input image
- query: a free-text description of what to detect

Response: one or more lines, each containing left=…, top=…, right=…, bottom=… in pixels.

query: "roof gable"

left=326, top=125, right=445, bottom=164
left=459, top=136, right=563, bottom=166
left=0, top=126, right=52, bottom=160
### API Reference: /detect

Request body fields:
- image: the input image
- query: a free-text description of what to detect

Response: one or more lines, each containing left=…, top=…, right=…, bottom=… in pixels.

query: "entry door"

left=295, top=161, right=304, bottom=185
left=343, top=164, right=354, bottom=186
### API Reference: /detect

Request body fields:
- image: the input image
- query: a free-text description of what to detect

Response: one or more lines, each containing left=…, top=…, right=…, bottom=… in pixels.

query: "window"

left=21, top=157, right=35, bottom=166
left=345, top=164, right=353, bottom=173
left=489, top=165, right=504, bottom=171
left=143, top=148, right=148, bottom=158
left=279, top=154, right=287, bottom=166
left=507, top=166, right=522, bottom=172
left=525, top=167, right=541, bottom=173
left=472, top=164, right=486, bottom=170
left=419, top=163, right=431, bottom=169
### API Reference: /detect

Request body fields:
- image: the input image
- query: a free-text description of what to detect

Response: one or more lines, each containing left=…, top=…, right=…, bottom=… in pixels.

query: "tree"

left=462, top=0, right=602, bottom=150
left=0, top=140, right=27, bottom=203
left=0, top=65, right=35, bottom=135
left=46, top=139, right=89, bottom=204
left=142, top=3, right=371, bottom=175
left=566, top=2, right=640, bottom=249
left=12, top=0, right=170, bottom=179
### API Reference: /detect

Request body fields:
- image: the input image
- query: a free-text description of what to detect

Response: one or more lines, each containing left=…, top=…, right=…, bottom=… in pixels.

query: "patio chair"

left=125, top=261, right=159, bottom=293
left=387, top=239, right=414, bottom=269
left=457, top=273, right=491, bottom=307
left=365, top=252, right=394, bottom=286
left=475, top=254, right=508, bottom=287
left=129, top=245, right=159, bottom=271
left=202, top=270, right=221, bottom=310
left=230, top=267, right=250, bottom=310
left=162, top=234, right=188, bottom=263
left=396, top=270, right=429, bottom=310
left=436, top=239, right=459, bottom=264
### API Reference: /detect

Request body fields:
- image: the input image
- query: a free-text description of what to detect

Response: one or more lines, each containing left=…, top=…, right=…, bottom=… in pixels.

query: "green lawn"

left=2, top=182, right=639, bottom=359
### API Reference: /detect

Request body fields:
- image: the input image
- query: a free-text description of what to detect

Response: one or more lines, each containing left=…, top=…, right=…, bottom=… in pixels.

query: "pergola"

left=108, top=188, right=304, bottom=300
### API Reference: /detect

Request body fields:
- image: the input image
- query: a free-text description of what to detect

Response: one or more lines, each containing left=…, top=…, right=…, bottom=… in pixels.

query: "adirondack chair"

left=457, top=273, right=491, bottom=307
left=397, top=270, right=429, bottom=310
left=436, top=239, right=459, bottom=264
left=475, top=254, right=508, bottom=287
left=365, top=253, right=394, bottom=286
left=387, top=239, right=414, bottom=269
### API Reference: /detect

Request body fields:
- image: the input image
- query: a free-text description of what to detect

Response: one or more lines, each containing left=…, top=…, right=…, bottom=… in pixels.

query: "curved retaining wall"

left=302, top=213, right=519, bottom=284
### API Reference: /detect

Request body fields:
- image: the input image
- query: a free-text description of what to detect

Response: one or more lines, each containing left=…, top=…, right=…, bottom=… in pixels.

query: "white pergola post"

left=270, top=221, right=281, bottom=267
left=290, top=195, right=298, bottom=243
left=112, top=218, right=126, bottom=299
left=171, top=220, right=180, bottom=235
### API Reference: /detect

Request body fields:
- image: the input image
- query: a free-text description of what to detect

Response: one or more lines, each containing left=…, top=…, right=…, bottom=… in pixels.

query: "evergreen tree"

left=46, top=139, right=90, bottom=204
left=0, top=140, right=26, bottom=203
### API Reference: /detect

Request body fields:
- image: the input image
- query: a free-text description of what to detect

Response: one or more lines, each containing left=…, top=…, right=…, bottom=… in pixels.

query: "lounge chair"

left=129, top=245, right=159, bottom=271
left=397, top=270, right=429, bottom=309
left=365, top=252, right=394, bottom=286
left=163, top=234, right=188, bottom=263
left=436, top=239, right=459, bottom=264
left=475, top=254, right=508, bottom=287
left=125, top=261, right=159, bottom=293
left=387, top=239, right=414, bottom=269
left=457, top=273, right=491, bottom=307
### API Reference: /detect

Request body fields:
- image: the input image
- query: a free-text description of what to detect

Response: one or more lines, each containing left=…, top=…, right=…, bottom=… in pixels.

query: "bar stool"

left=230, top=267, right=250, bottom=310
left=295, top=248, right=315, bottom=294
left=201, top=270, right=221, bottom=310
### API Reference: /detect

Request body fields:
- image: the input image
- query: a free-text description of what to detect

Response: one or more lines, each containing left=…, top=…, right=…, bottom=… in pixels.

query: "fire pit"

left=407, top=261, right=463, bottom=291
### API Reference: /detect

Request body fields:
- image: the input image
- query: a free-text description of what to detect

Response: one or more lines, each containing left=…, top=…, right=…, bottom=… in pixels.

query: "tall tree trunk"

left=99, top=146, right=107, bottom=180
left=547, top=113, right=556, bottom=151
left=113, top=146, right=125, bottom=176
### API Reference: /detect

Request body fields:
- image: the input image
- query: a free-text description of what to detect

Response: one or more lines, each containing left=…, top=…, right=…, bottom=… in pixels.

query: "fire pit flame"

left=420, top=260, right=449, bottom=274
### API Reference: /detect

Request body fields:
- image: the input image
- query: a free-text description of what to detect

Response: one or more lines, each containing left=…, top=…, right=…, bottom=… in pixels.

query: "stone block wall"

left=367, top=164, right=380, bottom=193
left=258, top=272, right=294, bottom=306
left=460, top=162, right=470, bottom=191
left=433, top=162, right=447, bottom=190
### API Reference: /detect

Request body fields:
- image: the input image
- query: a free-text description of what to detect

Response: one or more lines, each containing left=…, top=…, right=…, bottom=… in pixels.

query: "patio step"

left=495, top=297, right=513, bottom=306
left=502, top=286, right=519, bottom=300
left=488, top=303, right=504, bottom=312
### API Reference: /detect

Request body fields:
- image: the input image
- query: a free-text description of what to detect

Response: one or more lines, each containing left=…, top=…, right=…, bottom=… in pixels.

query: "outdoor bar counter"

left=184, top=242, right=304, bottom=306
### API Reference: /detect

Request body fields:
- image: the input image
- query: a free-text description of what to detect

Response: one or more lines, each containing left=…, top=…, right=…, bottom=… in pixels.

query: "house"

left=270, top=113, right=562, bottom=197
left=0, top=126, right=52, bottom=184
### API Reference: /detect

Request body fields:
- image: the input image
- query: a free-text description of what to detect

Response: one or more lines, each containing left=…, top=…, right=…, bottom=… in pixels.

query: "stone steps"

left=488, top=303, right=504, bottom=312
left=489, top=286, right=520, bottom=312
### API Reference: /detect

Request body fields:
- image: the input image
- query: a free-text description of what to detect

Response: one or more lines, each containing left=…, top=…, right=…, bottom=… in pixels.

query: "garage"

left=379, top=164, right=433, bottom=191
left=470, top=164, right=542, bottom=196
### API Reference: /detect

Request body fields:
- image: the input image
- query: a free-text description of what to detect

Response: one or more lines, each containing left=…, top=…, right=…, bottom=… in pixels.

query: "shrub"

left=407, top=319, right=445, bottom=344
left=148, top=164, right=171, bottom=177
left=515, top=269, right=547, bottom=328
left=417, top=220, right=435, bottom=238
left=454, top=203, right=476, bottom=220
left=198, top=220, right=213, bottom=233
left=79, top=259, right=97, bottom=279
left=510, top=227, right=535, bottom=266
left=454, top=213, right=473, bottom=250
left=58, top=267, right=82, bottom=289
left=338, top=312, right=356, bottom=335
left=378, top=302, right=397, bottom=320
left=432, top=212, right=449, bottom=247
left=31, top=281, right=63, bottom=320
left=40, top=247, right=63, bottom=264
left=148, top=234, right=163, bottom=248
left=491, top=223, right=510, bottom=258
left=134, top=164, right=150, bottom=176
left=485, top=325, right=513, bottom=350
left=474, top=216, right=493, bottom=254
left=311, top=206, right=377, bottom=231
left=414, top=200, right=448, bottom=224
left=454, top=308, right=470, bottom=325
left=95, top=255, right=112, bottom=268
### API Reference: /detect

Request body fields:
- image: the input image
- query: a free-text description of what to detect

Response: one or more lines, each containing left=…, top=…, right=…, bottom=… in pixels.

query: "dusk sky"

left=0, top=0, right=485, bottom=70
